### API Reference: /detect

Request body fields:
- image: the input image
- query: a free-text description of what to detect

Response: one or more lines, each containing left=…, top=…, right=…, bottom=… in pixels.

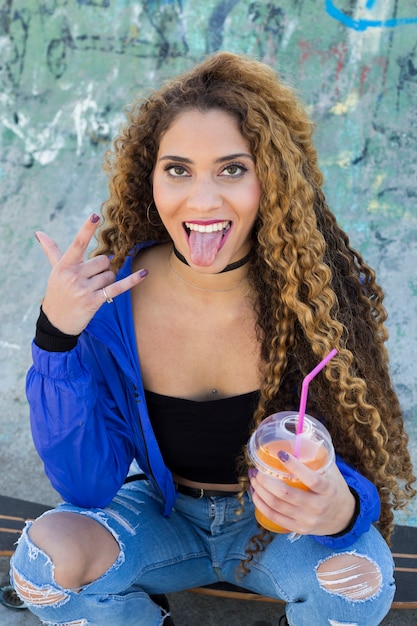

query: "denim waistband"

left=174, top=483, right=240, bottom=499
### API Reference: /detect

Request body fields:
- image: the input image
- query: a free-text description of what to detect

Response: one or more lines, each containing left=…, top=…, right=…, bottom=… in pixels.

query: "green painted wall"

left=1, top=1, right=416, bottom=516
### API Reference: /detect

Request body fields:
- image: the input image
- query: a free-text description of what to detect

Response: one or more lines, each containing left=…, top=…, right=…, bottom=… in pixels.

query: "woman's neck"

left=167, top=246, right=251, bottom=296
left=173, top=245, right=252, bottom=274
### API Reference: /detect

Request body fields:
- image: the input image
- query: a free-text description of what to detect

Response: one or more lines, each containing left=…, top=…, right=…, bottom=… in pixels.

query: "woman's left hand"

left=249, top=454, right=356, bottom=536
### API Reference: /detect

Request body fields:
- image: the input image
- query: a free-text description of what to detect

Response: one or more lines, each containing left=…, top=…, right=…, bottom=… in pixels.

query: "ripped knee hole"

left=12, top=569, right=69, bottom=606
left=316, top=553, right=382, bottom=600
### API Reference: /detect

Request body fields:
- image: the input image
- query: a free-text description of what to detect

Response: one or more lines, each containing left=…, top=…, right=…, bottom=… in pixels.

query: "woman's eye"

left=166, top=165, right=189, bottom=177
left=221, top=163, right=248, bottom=176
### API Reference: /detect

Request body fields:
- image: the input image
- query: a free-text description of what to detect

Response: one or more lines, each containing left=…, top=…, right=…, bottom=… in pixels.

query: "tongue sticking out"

left=188, top=229, right=224, bottom=266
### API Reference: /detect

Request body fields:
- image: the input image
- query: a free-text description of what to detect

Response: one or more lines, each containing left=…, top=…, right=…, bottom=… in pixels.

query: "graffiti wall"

left=0, top=1, right=416, bottom=514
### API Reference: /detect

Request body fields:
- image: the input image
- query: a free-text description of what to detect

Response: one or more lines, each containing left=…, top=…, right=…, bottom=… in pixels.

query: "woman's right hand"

left=36, top=213, right=148, bottom=336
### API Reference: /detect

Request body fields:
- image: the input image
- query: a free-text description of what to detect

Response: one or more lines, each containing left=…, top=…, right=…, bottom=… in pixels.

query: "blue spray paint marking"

left=365, top=0, right=377, bottom=8
left=325, top=0, right=417, bottom=31
left=76, top=0, right=110, bottom=6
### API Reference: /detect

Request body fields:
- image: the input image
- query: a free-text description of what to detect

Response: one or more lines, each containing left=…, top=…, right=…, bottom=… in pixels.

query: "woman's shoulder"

left=116, top=241, right=165, bottom=279
left=130, top=241, right=170, bottom=275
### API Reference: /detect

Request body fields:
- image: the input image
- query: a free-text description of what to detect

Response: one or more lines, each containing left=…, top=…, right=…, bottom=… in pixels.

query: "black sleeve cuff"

left=35, top=307, right=81, bottom=352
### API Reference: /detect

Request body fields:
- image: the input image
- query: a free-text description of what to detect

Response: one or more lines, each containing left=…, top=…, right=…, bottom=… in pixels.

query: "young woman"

left=11, top=52, right=415, bottom=626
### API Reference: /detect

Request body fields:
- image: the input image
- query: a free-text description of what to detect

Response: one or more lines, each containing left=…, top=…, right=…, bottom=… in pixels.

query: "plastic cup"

left=247, top=411, right=335, bottom=533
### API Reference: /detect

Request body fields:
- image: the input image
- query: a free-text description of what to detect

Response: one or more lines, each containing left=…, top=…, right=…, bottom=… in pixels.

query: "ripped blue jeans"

left=10, top=480, right=395, bottom=626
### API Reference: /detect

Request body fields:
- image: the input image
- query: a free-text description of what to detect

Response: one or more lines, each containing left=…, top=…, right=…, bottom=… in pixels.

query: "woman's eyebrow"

left=158, top=152, right=254, bottom=163
left=215, top=152, right=254, bottom=163
left=158, top=155, right=193, bottom=163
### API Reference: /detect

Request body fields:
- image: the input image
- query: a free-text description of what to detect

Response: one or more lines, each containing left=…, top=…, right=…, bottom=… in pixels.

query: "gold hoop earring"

left=146, top=201, right=162, bottom=227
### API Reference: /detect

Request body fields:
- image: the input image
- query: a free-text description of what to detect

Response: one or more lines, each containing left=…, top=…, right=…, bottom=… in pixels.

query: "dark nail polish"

left=90, top=213, right=100, bottom=223
left=278, top=450, right=289, bottom=463
left=248, top=468, right=258, bottom=479
left=139, top=269, right=149, bottom=278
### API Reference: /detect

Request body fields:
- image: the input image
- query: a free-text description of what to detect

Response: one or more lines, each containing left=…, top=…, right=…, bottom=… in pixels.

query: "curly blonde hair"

left=95, top=52, right=415, bottom=557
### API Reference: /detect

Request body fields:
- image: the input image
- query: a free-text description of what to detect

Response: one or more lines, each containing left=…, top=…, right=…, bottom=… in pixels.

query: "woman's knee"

left=316, top=552, right=383, bottom=600
left=11, top=511, right=120, bottom=604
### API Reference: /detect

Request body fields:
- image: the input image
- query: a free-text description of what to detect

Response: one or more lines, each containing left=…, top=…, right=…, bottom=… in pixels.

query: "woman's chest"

left=132, top=291, right=261, bottom=400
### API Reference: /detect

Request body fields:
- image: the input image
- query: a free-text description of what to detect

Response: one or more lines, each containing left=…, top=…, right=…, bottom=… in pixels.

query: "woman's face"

left=152, top=109, right=261, bottom=273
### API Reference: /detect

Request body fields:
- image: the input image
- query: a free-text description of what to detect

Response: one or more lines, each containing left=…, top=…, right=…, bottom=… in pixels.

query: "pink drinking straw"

left=293, top=348, right=338, bottom=457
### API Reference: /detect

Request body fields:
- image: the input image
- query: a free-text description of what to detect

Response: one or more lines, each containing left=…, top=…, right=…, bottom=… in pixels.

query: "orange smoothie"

left=254, top=438, right=329, bottom=533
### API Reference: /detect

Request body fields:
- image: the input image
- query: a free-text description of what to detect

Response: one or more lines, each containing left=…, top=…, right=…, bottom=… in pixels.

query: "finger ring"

left=102, top=287, right=113, bottom=304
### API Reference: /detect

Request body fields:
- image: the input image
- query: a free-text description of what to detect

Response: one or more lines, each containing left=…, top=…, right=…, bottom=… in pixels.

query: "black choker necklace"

left=173, top=246, right=252, bottom=273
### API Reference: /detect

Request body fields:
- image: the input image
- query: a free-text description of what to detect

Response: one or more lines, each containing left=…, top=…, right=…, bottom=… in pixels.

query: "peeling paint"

left=330, top=91, right=359, bottom=115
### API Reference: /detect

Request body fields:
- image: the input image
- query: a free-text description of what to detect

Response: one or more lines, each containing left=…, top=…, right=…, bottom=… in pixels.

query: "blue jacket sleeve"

left=26, top=340, right=135, bottom=509
left=311, top=455, right=381, bottom=549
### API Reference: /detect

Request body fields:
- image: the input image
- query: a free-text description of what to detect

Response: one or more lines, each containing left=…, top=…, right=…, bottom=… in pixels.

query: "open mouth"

left=183, top=220, right=231, bottom=236
left=183, top=220, right=232, bottom=266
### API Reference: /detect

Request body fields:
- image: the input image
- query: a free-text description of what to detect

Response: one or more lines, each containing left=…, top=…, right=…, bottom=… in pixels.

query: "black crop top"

left=144, top=389, right=260, bottom=484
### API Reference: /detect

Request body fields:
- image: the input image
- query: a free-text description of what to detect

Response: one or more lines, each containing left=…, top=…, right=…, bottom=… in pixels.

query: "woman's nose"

left=185, top=177, right=223, bottom=211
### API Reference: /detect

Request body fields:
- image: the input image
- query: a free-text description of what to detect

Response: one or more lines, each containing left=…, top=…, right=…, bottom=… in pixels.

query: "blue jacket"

left=26, top=248, right=380, bottom=548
